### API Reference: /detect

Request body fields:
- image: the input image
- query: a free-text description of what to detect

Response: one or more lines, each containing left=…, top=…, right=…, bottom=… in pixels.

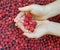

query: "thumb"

left=18, top=5, right=31, bottom=12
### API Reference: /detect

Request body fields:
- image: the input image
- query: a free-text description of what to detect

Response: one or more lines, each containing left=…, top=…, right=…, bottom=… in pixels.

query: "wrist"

left=47, top=21, right=60, bottom=36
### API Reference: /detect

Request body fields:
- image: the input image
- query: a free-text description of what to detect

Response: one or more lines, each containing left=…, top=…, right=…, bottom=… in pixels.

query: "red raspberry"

left=24, top=25, right=30, bottom=30
left=29, top=21, right=37, bottom=28
left=24, top=22, right=29, bottom=26
left=29, top=27, right=34, bottom=32
left=24, top=13, right=37, bottom=32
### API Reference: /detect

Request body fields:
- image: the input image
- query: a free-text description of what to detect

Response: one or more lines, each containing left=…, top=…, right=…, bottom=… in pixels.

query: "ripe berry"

left=24, top=25, right=30, bottom=30
left=29, top=27, right=34, bottom=32
left=24, top=13, right=37, bottom=32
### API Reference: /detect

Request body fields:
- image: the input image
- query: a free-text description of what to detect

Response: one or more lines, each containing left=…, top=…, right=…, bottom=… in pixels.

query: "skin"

left=14, top=0, right=60, bottom=38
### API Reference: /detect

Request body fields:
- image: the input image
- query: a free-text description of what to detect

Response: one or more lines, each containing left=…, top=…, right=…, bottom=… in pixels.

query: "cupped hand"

left=14, top=12, right=50, bottom=38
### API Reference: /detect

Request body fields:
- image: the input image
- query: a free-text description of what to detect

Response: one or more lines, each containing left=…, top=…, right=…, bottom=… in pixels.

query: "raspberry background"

left=0, top=0, right=60, bottom=50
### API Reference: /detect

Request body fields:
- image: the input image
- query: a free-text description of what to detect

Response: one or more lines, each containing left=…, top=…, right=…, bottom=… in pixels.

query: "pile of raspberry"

left=24, top=13, right=37, bottom=32
left=0, top=0, right=60, bottom=50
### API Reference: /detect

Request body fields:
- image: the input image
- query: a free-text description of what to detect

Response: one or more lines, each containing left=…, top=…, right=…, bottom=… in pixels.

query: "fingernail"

left=18, top=8, right=21, bottom=10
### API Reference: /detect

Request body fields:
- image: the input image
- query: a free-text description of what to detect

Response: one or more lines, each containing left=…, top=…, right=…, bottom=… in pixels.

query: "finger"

left=17, top=22, right=29, bottom=33
left=23, top=32, right=37, bottom=38
left=18, top=5, right=31, bottom=12
left=15, top=23, right=18, bottom=26
left=19, top=15, right=25, bottom=23
left=14, top=13, right=22, bottom=22
left=14, top=12, right=25, bottom=23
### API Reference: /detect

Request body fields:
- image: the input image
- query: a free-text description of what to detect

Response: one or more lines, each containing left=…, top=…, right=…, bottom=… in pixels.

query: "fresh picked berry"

left=24, top=13, right=37, bottom=32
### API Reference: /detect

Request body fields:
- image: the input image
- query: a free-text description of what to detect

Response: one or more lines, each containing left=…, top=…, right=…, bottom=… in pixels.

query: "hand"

left=14, top=12, right=51, bottom=38
left=18, top=4, right=47, bottom=20
left=18, top=1, right=60, bottom=20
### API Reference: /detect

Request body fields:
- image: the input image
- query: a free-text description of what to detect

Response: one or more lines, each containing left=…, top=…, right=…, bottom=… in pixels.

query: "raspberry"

left=24, top=13, right=37, bottom=32
left=29, top=27, right=34, bottom=32
left=24, top=25, right=30, bottom=30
